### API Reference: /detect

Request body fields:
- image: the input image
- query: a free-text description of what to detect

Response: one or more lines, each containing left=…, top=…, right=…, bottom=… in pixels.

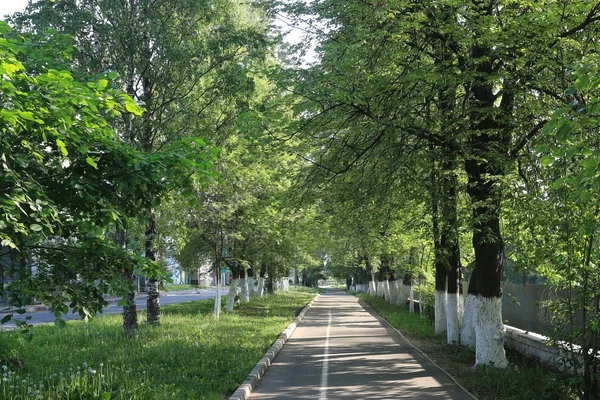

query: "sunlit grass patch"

left=0, top=287, right=317, bottom=399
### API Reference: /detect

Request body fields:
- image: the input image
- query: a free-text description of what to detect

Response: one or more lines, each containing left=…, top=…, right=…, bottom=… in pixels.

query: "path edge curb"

left=229, top=293, right=319, bottom=400
left=359, top=300, right=479, bottom=400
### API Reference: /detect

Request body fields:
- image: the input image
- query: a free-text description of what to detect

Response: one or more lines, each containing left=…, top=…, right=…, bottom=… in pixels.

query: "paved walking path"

left=251, top=289, right=474, bottom=400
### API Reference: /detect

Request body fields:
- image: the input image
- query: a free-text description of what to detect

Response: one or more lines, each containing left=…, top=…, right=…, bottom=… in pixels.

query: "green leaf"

left=580, top=158, right=599, bottom=170
left=86, top=157, right=98, bottom=168
left=17, top=111, right=36, bottom=121
left=540, top=156, right=554, bottom=167
left=556, top=122, right=572, bottom=142
left=125, top=101, right=143, bottom=115
left=97, top=79, right=108, bottom=90
left=108, top=71, right=118, bottom=80
left=553, top=178, right=564, bottom=190
left=117, top=300, right=126, bottom=307
left=30, top=224, right=43, bottom=232
left=1, top=314, right=12, bottom=324
left=580, top=190, right=592, bottom=203
left=535, top=145, right=549, bottom=154
left=574, top=75, right=590, bottom=90
left=56, top=138, right=68, bottom=156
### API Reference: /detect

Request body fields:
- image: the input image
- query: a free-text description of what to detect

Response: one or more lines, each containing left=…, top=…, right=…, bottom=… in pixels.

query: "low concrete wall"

left=504, top=325, right=588, bottom=373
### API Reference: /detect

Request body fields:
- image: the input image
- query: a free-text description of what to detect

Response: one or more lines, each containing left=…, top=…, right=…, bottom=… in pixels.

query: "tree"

left=13, top=0, right=269, bottom=330
left=0, top=21, right=168, bottom=330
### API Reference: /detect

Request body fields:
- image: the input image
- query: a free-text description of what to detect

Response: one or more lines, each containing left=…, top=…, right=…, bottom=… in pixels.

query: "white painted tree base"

left=409, top=286, right=415, bottom=313
left=257, top=277, right=265, bottom=298
left=388, top=282, right=397, bottom=305
left=460, top=294, right=476, bottom=349
left=383, top=281, right=391, bottom=303
left=475, top=295, right=508, bottom=368
left=214, top=280, right=222, bottom=318
left=435, top=290, right=448, bottom=335
left=248, top=277, right=255, bottom=297
left=369, top=281, right=377, bottom=297
left=446, top=292, right=460, bottom=344
left=240, top=278, right=249, bottom=302
left=226, top=278, right=239, bottom=311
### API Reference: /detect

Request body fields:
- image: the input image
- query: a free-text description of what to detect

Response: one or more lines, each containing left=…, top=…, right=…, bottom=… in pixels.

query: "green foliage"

left=0, top=21, right=217, bottom=323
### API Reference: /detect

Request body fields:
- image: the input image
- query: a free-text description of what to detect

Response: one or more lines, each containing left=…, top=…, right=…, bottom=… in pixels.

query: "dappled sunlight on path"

left=251, top=289, right=473, bottom=399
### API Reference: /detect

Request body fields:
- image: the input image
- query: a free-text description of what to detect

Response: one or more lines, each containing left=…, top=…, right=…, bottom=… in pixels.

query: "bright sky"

left=0, top=0, right=28, bottom=20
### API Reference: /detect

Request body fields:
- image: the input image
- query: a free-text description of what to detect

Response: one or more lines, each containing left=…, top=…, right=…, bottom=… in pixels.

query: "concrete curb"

left=229, top=294, right=319, bottom=400
left=360, top=300, right=479, bottom=400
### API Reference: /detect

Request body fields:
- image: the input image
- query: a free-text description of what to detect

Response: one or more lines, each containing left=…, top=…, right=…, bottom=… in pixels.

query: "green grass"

left=0, top=288, right=317, bottom=400
left=356, top=294, right=576, bottom=400
left=162, top=284, right=212, bottom=292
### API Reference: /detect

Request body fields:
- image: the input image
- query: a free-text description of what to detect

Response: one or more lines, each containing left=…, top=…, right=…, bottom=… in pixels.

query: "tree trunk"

left=387, top=270, right=396, bottom=304
left=257, top=263, right=266, bottom=298
left=431, top=146, right=448, bottom=334
left=442, top=153, right=462, bottom=344
left=145, top=212, right=160, bottom=325
left=214, top=265, right=222, bottom=318
left=118, top=227, right=138, bottom=337
left=240, top=267, right=249, bottom=302
left=366, top=255, right=377, bottom=296
left=226, top=262, right=240, bottom=311
left=247, top=268, right=254, bottom=297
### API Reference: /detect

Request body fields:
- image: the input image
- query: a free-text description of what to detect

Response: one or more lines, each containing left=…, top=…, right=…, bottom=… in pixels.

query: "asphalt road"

left=0, top=288, right=229, bottom=329
left=251, top=289, right=473, bottom=400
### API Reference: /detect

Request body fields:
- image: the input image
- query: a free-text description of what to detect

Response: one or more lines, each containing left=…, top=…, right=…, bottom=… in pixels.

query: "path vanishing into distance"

left=251, top=289, right=473, bottom=400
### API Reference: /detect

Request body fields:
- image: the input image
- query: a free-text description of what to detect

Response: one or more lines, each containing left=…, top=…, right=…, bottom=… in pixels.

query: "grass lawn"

left=355, top=293, right=576, bottom=400
left=162, top=284, right=212, bottom=292
left=0, top=287, right=318, bottom=400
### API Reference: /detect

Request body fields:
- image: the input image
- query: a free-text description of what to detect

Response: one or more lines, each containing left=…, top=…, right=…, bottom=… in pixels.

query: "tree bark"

left=431, top=149, right=447, bottom=335
left=257, top=263, right=266, bottom=298
left=118, top=226, right=138, bottom=337
left=226, top=261, right=241, bottom=311
left=247, top=267, right=254, bottom=297
left=240, top=266, right=249, bottom=302
left=442, top=153, right=462, bottom=344
left=145, top=212, right=160, bottom=325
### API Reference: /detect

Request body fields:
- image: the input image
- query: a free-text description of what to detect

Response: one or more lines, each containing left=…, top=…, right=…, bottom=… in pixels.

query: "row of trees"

left=258, top=0, right=600, bottom=397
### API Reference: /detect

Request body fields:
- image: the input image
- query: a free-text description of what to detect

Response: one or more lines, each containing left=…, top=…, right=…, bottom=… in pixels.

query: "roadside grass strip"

left=356, top=293, right=577, bottom=400
left=0, top=287, right=317, bottom=400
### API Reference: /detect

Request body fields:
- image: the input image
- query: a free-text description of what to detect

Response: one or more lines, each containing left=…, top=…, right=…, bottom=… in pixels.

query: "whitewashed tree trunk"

left=474, top=295, right=507, bottom=367
left=226, top=278, right=239, bottom=311
left=460, top=293, right=477, bottom=349
left=388, top=281, right=397, bottom=304
left=377, top=281, right=385, bottom=298
left=280, top=278, right=289, bottom=291
left=368, top=281, right=376, bottom=296
left=409, top=286, right=415, bottom=313
left=393, top=282, right=402, bottom=306
left=435, top=290, right=447, bottom=335
left=446, top=292, right=460, bottom=344
left=383, top=280, right=391, bottom=303
left=214, top=275, right=222, bottom=318
left=248, top=277, right=255, bottom=297
left=240, top=276, right=249, bottom=303
left=257, top=277, right=265, bottom=298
